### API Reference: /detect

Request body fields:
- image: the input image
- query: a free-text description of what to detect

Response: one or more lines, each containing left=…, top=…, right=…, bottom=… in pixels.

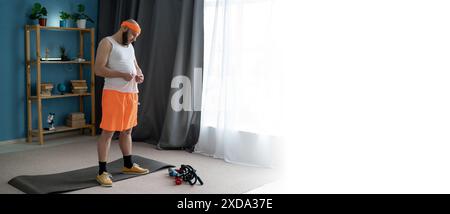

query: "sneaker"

left=122, top=163, right=150, bottom=175
left=96, top=172, right=113, bottom=187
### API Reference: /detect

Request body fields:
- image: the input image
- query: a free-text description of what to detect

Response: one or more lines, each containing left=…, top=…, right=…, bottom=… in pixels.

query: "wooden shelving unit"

left=25, top=25, right=96, bottom=145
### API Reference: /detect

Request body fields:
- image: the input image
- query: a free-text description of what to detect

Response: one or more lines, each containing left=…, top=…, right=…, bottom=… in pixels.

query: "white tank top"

left=103, top=36, right=139, bottom=93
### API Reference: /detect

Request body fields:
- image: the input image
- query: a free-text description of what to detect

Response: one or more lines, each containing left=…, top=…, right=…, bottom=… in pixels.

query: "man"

left=94, top=19, right=148, bottom=187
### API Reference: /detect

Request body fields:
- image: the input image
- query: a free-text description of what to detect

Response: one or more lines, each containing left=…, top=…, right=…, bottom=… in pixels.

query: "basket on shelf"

left=66, top=112, right=86, bottom=127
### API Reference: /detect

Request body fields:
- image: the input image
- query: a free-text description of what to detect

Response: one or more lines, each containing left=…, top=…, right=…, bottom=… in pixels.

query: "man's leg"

left=119, top=128, right=133, bottom=168
left=119, top=128, right=149, bottom=174
left=96, top=130, right=115, bottom=187
left=119, top=128, right=132, bottom=156
left=97, top=130, right=115, bottom=174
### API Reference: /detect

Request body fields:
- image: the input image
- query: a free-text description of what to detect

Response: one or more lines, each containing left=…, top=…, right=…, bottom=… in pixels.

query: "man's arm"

left=134, top=58, right=143, bottom=75
left=134, top=58, right=144, bottom=83
left=94, top=38, right=133, bottom=80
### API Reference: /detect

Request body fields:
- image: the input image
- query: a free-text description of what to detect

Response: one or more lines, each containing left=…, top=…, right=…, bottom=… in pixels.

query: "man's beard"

left=122, top=30, right=129, bottom=45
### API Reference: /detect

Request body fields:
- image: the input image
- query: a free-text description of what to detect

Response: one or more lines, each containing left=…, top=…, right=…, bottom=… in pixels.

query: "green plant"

left=29, top=3, right=47, bottom=20
left=71, top=4, right=94, bottom=23
left=59, top=11, right=71, bottom=20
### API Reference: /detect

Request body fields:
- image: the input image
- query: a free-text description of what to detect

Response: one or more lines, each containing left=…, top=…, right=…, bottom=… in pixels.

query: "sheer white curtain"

left=195, top=0, right=287, bottom=167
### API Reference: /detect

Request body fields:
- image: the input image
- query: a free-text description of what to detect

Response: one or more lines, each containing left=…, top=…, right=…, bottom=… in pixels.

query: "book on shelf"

left=70, top=80, right=87, bottom=87
left=72, top=89, right=88, bottom=94
left=41, top=91, right=52, bottom=96
left=70, top=80, right=87, bottom=83
left=41, top=85, right=53, bottom=90
left=40, top=84, right=54, bottom=96
left=72, top=86, right=88, bottom=90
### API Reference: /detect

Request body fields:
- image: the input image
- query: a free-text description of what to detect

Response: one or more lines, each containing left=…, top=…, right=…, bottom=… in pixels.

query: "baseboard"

left=0, top=138, right=26, bottom=145
left=0, top=131, right=96, bottom=146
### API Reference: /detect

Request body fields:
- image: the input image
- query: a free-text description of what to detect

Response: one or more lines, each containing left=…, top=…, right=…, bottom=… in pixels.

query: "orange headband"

left=121, top=21, right=141, bottom=34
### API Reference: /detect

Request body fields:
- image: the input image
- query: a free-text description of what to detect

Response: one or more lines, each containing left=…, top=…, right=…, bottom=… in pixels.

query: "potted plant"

left=71, top=4, right=94, bottom=29
left=59, top=11, right=71, bottom=28
left=60, top=46, right=69, bottom=61
left=29, top=3, right=48, bottom=26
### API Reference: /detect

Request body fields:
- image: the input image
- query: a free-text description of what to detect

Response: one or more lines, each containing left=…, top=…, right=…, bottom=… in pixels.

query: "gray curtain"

left=96, top=0, right=203, bottom=150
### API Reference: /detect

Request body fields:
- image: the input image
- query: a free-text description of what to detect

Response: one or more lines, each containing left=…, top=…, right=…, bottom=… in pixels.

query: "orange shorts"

left=100, top=89, right=138, bottom=132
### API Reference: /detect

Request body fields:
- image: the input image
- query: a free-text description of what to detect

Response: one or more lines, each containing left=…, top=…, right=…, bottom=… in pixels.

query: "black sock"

left=123, top=155, right=133, bottom=168
left=99, top=161, right=107, bottom=175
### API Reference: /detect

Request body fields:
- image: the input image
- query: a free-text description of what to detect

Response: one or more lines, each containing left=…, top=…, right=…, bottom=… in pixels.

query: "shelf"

left=30, top=93, right=91, bottom=100
left=28, top=60, right=91, bottom=65
left=41, top=61, right=91, bottom=64
left=26, top=25, right=92, bottom=33
left=31, top=124, right=94, bottom=136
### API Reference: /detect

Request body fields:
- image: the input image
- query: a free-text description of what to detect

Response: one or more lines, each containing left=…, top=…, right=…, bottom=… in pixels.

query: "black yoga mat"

left=8, top=155, right=174, bottom=194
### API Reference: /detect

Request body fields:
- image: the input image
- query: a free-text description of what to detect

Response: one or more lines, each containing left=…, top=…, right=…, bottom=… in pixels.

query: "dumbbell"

left=175, top=177, right=183, bottom=185
left=168, top=168, right=179, bottom=177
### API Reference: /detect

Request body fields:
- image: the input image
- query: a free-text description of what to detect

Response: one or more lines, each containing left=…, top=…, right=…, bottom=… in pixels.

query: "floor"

left=0, top=132, right=280, bottom=194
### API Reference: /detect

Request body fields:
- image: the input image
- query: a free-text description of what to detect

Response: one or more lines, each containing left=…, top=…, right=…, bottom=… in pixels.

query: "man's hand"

left=135, top=74, right=144, bottom=84
left=122, top=73, right=134, bottom=81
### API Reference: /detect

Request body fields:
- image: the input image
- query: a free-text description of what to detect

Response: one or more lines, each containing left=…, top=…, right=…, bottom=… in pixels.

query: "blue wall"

left=0, top=0, right=98, bottom=141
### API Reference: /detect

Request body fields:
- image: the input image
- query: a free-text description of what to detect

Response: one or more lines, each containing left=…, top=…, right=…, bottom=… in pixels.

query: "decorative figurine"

left=60, top=46, right=69, bottom=61
left=45, top=113, right=55, bottom=131
left=45, top=48, right=49, bottom=60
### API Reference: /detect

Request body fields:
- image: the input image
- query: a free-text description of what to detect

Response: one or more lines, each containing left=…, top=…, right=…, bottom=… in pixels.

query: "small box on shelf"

left=66, top=118, right=86, bottom=127
left=66, top=112, right=86, bottom=127
left=68, top=112, right=85, bottom=120
left=40, top=83, right=53, bottom=96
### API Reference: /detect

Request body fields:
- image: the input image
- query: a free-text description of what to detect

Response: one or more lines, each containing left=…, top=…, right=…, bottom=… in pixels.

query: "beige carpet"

left=0, top=135, right=279, bottom=194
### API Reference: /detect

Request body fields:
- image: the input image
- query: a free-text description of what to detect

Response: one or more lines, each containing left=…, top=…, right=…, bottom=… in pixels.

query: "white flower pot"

left=76, top=19, right=87, bottom=29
